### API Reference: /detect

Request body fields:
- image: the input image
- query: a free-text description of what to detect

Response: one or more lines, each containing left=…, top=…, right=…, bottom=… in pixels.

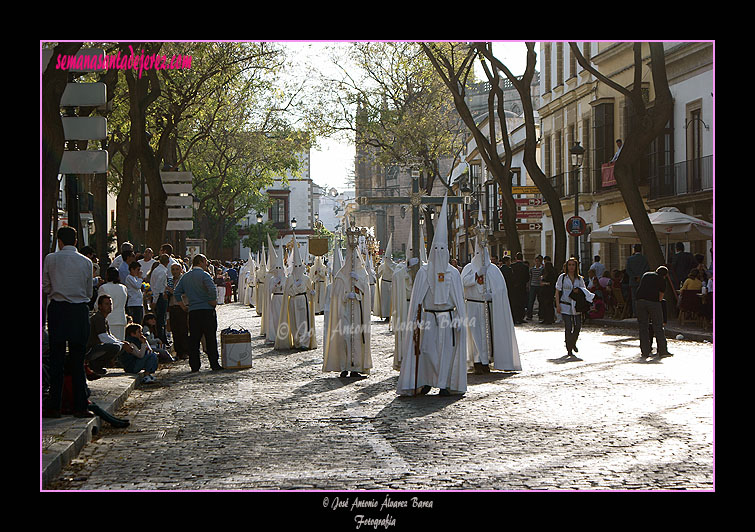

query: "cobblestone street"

left=49, top=301, right=714, bottom=492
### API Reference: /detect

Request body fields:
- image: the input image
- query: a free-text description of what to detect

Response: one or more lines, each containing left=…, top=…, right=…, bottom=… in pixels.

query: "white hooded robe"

left=323, top=236, right=372, bottom=375
left=461, top=226, right=521, bottom=372
left=397, top=196, right=470, bottom=395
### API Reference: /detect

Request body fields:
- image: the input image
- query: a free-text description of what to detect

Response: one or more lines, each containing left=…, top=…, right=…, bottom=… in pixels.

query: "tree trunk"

left=42, top=42, right=83, bottom=256
left=421, top=44, right=522, bottom=256
left=122, top=43, right=167, bottom=252
left=569, top=42, right=673, bottom=270
left=476, top=43, right=568, bottom=268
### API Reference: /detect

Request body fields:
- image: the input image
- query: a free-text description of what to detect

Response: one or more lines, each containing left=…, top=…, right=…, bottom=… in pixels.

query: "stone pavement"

left=41, top=302, right=714, bottom=491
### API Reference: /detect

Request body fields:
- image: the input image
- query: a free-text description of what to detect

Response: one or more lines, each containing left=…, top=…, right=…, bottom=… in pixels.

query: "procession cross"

left=356, top=169, right=469, bottom=281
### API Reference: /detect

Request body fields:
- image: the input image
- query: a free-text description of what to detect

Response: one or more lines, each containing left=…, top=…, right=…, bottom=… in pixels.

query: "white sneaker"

left=142, top=374, right=155, bottom=384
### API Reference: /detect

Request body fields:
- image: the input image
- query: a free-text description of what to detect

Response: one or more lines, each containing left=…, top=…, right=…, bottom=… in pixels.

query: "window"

left=544, top=43, right=552, bottom=91
left=556, top=43, right=564, bottom=86
left=269, top=196, right=288, bottom=228
left=569, top=45, right=576, bottom=79
left=592, top=101, right=615, bottom=190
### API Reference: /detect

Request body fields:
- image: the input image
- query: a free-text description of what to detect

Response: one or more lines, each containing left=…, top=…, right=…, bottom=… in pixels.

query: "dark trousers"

left=188, top=308, right=220, bottom=371
left=539, top=285, right=556, bottom=323
left=46, top=301, right=90, bottom=412
left=169, top=305, right=190, bottom=358
left=563, top=313, right=581, bottom=353
left=154, top=295, right=168, bottom=343
left=86, top=342, right=121, bottom=371
left=127, top=305, right=144, bottom=325
left=636, top=299, right=668, bottom=356
left=527, top=285, right=542, bottom=319
left=511, top=286, right=527, bottom=323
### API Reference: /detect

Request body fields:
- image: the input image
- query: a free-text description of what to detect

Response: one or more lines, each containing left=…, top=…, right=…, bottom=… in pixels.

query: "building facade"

left=537, top=41, right=713, bottom=273
left=239, top=149, right=321, bottom=261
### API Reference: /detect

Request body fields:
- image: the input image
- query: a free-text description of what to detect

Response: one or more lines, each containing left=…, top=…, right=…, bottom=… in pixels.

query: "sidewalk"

left=584, top=316, right=713, bottom=343
left=39, top=316, right=712, bottom=490
left=41, top=370, right=141, bottom=489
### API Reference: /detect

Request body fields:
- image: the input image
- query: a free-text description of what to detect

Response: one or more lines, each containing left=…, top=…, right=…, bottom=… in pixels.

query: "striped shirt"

left=529, top=265, right=544, bottom=287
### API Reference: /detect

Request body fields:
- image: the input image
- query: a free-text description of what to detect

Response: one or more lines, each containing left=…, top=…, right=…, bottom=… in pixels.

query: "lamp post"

left=256, top=212, right=263, bottom=253
left=570, top=141, right=586, bottom=266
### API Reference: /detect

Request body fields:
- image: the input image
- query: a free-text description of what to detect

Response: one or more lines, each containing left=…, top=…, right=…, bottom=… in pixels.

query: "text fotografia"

left=54, top=46, right=192, bottom=78
left=324, top=494, right=433, bottom=529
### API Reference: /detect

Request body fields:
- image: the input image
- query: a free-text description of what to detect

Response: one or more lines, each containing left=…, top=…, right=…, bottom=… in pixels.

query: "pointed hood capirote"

left=267, top=234, right=277, bottom=272
left=407, top=221, right=427, bottom=265
left=331, top=245, right=344, bottom=280
left=427, top=194, right=451, bottom=305
left=259, top=244, right=266, bottom=271
left=471, top=200, right=491, bottom=272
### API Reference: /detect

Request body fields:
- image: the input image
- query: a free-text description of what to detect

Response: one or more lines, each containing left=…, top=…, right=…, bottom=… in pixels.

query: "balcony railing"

left=649, top=155, right=713, bottom=200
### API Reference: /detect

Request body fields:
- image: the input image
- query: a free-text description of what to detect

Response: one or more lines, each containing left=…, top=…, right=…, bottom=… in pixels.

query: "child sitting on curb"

left=121, top=323, right=159, bottom=384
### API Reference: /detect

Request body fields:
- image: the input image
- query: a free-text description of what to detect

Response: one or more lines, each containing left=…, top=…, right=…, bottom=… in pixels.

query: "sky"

left=281, top=41, right=536, bottom=193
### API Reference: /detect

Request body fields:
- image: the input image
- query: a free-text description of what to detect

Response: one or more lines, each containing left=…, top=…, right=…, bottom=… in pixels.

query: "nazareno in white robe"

left=322, top=246, right=373, bottom=374
left=397, top=194, right=470, bottom=395
left=396, top=265, right=470, bottom=395
left=309, top=256, right=329, bottom=315
left=265, top=245, right=287, bottom=344
left=275, top=245, right=317, bottom=350
left=461, top=260, right=521, bottom=371
left=374, top=234, right=395, bottom=319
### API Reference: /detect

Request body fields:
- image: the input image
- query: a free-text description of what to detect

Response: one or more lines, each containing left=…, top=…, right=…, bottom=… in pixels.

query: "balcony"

left=649, top=155, right=713, bottom=200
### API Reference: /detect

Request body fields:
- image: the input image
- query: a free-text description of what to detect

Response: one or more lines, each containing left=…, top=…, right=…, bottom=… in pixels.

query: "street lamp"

left=570, top=141, right=586, bottom=265
left=256, top=212, right=263, bottom=253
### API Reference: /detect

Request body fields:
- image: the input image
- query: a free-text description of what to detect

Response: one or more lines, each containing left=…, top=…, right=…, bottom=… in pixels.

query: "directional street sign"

left=60, top=82, right=107, bottom=107
left=512, top=186, right=540, bottom=195
left=59, top=150, right=108, bottom=174
left=517, top=222, right=543, bottom=231
left=516, top=210, right=543, bottom=219
left=62, top=116, right=108, bottom=140
left=514, top=198, right=543, bottom=206
left=145, top=171, right=195, bottom=231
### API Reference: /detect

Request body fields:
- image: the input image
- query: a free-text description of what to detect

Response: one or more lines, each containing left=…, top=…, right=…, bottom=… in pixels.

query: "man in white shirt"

left=149, top=254, right=171, bottom=343
left=111, top=241, right=133, bottom=271
left=138, top=247, right=156, bottom=279
left=125, top=261, right=145, bottom=324
left=589, top=256, right=606, bottom=280
left=43, top=226, right=94, bottom=419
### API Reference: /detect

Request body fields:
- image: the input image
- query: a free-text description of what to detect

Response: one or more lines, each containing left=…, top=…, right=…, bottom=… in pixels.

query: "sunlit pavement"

left=48, top=301, right=713, bottom=491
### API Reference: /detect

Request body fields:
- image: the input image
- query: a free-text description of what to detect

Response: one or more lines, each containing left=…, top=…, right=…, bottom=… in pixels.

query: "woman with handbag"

left=555, top=257, right=591, bottom=360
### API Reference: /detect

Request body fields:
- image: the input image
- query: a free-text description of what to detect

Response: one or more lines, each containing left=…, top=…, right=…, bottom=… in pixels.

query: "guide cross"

left=356, top=170, right=468, bottom=280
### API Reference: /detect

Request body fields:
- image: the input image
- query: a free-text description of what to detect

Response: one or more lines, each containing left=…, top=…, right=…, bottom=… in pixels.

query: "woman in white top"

left=555, top=257, right=587, bottom=360
left=98, top=267, right=129, bottom=341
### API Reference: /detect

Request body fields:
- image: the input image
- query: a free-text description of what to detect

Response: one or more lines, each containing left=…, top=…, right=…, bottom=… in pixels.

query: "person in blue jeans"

left=173, top=254, right=224, bottom=372
left=121, top=323, right=159, bottom=383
